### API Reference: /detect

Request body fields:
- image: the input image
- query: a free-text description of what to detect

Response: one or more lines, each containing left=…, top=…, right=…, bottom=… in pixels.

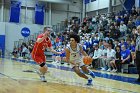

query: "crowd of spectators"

left=52, top=7, right=140, bottom=72
left=12, top=7, right=140, bottom=73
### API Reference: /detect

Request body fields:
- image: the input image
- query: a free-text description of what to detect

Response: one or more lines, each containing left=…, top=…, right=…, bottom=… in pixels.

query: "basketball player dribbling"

left=65, top=33, right=95, bottom=85
left=31, top=27, right=61, bottom=82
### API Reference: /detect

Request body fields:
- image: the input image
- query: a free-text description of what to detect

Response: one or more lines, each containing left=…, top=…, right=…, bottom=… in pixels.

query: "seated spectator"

left=110, top=46, right=121, bottom=72
left=105, top=44, right=116, bottom=72
left=129, top=26, right=137, bottom=40
left=120, top=39, right=127, bottom=48
left=119, top=21, right=127, bottom=37
left=121, top=44, right=131, bottom=64
left=88, top=43, right=95, bottom=57
left=130, top=40, right=136, bottom=64
left=12, top=47, right=18, bottom=58
left=127, top=20, right=135, bottom=34
left=126, top=38, right=131, bottom=49
left=99, top=39, right=104, bottom=50
left=131, top=7, right=138, bottom=16
left=114, top=39, right=120, bottom=49
left=135, top=16, right=140, bottom=27
left=91, top=43, right=102, bottom=69
left=100, top=43, right=108, bottom=71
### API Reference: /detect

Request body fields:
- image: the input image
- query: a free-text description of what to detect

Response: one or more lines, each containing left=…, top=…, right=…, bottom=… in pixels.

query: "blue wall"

left=0, top=35, right=5, bottom=57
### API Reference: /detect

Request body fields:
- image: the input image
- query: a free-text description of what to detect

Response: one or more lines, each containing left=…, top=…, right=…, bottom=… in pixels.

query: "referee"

left=135, top=25, right=140, bottom=82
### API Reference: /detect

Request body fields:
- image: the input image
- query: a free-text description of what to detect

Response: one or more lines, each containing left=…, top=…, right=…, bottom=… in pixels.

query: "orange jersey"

left=32, top=34, right=52, bottom=56
left=31, top=34, right=52, bottom=64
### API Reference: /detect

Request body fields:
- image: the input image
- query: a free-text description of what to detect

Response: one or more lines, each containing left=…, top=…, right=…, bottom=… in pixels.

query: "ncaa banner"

left=9, top=1, right=21, bottom=23
left=35, top=4, right=45, bottom=25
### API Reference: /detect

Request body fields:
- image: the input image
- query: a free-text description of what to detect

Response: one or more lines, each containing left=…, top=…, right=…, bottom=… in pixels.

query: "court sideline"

left=0, top=58, right=140, bottom=93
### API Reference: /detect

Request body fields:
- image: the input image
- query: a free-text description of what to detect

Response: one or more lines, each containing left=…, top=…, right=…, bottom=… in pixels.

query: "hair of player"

left=43, top=27, right=51, bottom=33
left=69, top=32, right=80, bottom=43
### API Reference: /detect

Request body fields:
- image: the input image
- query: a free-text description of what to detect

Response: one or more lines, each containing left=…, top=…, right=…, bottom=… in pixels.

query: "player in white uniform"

left=65, top=33, right=95, bottom=85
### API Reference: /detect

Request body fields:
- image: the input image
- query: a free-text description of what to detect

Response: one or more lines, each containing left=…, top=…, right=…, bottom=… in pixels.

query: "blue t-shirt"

left=84, top=41, right=90, bottom=49
left=130, top=45, right=135, bottom=52
left=121, top=49, right=130, bottom=62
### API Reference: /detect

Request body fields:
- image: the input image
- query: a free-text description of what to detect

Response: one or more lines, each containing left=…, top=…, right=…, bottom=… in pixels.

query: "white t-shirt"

left=93, top=49, right=102, bottom=59
left=107, top=49, right=116, bottom=58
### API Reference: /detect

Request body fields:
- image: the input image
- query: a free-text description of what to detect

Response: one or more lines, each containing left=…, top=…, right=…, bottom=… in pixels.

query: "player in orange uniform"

left=31, top=27, right=61, bottom=82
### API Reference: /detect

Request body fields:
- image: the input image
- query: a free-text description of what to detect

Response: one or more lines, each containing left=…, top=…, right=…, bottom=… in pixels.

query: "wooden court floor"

left=0, top=58, right=140, bottom=93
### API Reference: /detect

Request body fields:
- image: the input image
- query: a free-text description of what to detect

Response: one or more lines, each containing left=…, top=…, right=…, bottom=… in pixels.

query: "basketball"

left=83, top=56, right=93, bottom=65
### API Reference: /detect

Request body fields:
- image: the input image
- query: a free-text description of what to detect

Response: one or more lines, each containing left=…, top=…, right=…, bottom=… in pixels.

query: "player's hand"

left=43, top=31, right=48, bottom=37
left=57, top=52, right=62, bottom=55
left=75, top=62, right=80, bottom=66
left=69, top=61, right=77, bottom=66
left=121, top=60, right=125, bottom=63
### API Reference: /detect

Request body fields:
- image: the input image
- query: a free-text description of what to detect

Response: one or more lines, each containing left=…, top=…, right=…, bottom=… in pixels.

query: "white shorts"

left=70, top=59, right=85, bottom=68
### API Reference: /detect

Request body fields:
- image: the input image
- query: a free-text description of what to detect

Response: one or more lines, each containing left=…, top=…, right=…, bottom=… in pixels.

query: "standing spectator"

left=135, top=25, right=140, bottom=82
left=22, top=43, right=28, bottom=58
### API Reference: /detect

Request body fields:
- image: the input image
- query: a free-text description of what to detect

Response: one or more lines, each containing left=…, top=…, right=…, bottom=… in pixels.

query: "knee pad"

left=39, top=62, right=46, bottom=67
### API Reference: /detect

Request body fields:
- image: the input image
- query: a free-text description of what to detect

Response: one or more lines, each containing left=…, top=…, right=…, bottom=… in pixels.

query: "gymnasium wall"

left=0, top=22, right=5, bottom=35
left=51, top=3, right=81, bottom=25
left=0, top=0, right=81, bottom=26
left=113, top=5, right=122, bottom=13
left=86, top=0, right=121, bottom=13
left=86, top=0, right=110, bottom=12
left=0, top=7, right=1, bottom=21
left=0, top=22, right=47, bottom=52
left=0, top=22, right=6, bottom=56
left=0, top=0, right=82, bottom=56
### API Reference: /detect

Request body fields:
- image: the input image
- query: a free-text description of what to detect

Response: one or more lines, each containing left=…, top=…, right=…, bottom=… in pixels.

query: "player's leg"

left=73, top=66, right=88, bottom=79
left=80, top=59, right=95, bottom=78
left=40, top=55, right=48, bottom=82
left=81, top=65, right=95, bottom=78
left=32, top=55, right=47, bottom=82
left=39, top=63, right=48, bottom=75
left=38, top=62, right=48, bottom=82
left=73, top=66, right=92, bottom=85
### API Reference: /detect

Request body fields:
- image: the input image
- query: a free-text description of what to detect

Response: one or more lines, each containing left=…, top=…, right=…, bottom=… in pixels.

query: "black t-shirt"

left=116, top=51, right=121, bottom=60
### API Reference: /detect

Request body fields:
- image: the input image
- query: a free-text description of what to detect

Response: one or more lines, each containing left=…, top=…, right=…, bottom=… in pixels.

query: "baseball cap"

left=93, top=43, right=98, bottom=46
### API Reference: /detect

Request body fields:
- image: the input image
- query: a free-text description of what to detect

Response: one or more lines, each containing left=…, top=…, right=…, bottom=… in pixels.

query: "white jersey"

left=67, top=44, right=82, bottom=62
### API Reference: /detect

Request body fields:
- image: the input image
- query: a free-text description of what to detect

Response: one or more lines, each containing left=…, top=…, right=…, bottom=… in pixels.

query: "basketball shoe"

left=35, top=70, right=47, bottom=82
left=87, top=78, right=92, bottom=85
left=40, top=75, right=47, bottom=82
